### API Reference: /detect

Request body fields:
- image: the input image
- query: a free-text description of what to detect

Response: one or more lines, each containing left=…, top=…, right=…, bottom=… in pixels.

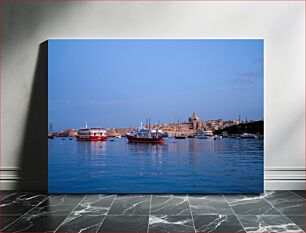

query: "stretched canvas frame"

left=48, top=39, right=264, bottom=193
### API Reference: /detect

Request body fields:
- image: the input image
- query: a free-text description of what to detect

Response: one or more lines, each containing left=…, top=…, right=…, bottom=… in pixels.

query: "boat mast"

left=177, top=119, right=179, bottom=136
left=48, top=121, right=54, bottom=134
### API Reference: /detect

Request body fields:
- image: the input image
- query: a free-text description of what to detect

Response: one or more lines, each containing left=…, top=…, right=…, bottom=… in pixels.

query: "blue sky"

left=48, top=39, right=263, bottom=130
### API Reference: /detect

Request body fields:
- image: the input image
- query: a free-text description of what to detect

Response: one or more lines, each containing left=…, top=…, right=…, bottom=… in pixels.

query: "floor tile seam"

left=96, top=194, right=117, bottom=232
left=106, top=214, right=150, bottom=216
left=0, top=194, right=51, bottom=231
left=1, top=211, right=89, bottom=216
left=0, top=191, right=17, bottom=202
left=222, top=194, right=247, bottom=233
left=1, top=213, right=155, bottom=216
left=266, top=191, right=305, bottom=203
left=150, top=195, right=187, bottom=199
left=115, top=195, right=150, bottom=199
left=189, top=214, right=238, bottom=216
left=149, top=198, right=191, bottom=214
left=46, top=193, right=66, bottom=202
left=188, top=200, right=230, bottom=209
left=266, top=197, right=305, bottom=206
left=289, top=190, right=305, bottom=200
left=0, top=214, right=26, bottom=217
left=187, top=194, right=197, bottom=233
left=69, top=213, right=109, bottom=217
left=109, top=198, right=151, bottom=208
left=147, top=194, right=152, bottom=233
left=236, top=214, right=303, bottom=217
left=37, top=203, right=83, bottom=207
left=263, top=194, right=298, bottom=214
left=221, top=194, right=237, bottom=215
left=283, top=214, right=306, bottom=217
left=54, top=194, right=87, bottom=233
left=147, top=214, right=193, bottom=217
left=237, top=214, right=305, bottom=233
left=263, top=195, right=304, bottom=232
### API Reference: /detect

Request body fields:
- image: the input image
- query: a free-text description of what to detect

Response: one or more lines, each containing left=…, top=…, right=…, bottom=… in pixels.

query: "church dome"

left=189, top=112, right=199, bottom=122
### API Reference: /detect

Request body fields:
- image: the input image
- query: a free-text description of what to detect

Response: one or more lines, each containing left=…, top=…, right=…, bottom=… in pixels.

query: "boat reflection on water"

left=127, top=141, right=165, bottom=157
left=76, top=140, right=108, bottom=157
left=167, top=137, right=216, bottom=154
left=49, top=136, right=263, bottom=193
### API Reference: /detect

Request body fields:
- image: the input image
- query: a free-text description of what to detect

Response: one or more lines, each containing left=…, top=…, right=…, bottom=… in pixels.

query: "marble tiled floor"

left=0, top=191, right=304, bottom=232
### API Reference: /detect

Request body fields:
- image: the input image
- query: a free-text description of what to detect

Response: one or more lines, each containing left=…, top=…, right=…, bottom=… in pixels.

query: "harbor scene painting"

left=48, top=39, right=264, bottom=193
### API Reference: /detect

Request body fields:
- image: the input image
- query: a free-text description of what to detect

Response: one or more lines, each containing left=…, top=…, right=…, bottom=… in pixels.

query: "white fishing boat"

left=77, top=128, right=107, bottom=141
left=241, top=133, right=258, bottom=139
left=127, top=123, right=164, bottom=143
left=76, top=122, right=107, bottom=141
left=196, top=130, right=214, bottom=139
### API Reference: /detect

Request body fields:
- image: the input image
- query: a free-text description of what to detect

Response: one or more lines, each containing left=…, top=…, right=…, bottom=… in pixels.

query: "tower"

left=189, top=112, right=200, bottom=129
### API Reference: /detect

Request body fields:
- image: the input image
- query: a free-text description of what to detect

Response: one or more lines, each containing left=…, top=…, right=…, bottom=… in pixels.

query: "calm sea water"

left=48, top=137, right=263, bottom=193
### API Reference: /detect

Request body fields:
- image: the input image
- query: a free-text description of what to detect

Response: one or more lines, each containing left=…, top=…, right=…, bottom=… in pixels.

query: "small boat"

left=175, top=135, right=186, bottom=139
left=161, top=132, right=169, bottom=138
left=188, top=135, right=195, bottom=138
left=77, top=127, right=108, bottom=141
left=214, top=135, right=222, bottom=140
left=115, top=135, right=122, bottom=139
left=196, top=130, right=214, bottom=139
left=126, top=123, right=164, bottom=143
left=241, top=133, right=257, bottom=139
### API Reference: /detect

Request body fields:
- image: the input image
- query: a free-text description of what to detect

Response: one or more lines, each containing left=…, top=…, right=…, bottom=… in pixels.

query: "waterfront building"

left=54, top=129, right=77, bottom=137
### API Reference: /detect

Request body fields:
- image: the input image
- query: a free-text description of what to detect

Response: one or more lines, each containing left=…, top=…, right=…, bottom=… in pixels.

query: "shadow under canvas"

left=17, top=41, right=48, bottom=191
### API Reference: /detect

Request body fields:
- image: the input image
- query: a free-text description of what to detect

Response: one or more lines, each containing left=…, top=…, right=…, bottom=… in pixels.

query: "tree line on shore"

left=214, top=120, right=264, bottom=135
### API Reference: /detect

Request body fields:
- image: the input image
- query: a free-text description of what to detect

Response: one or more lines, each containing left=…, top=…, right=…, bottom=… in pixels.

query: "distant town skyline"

left=48, top=39, right=263, bottom=130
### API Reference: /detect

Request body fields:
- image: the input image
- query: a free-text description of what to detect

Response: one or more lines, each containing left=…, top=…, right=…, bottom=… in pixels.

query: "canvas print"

left=48, top=39, right=264, bottom=193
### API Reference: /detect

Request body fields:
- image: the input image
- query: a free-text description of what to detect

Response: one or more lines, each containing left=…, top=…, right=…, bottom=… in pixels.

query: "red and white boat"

left=76, top=127, right=108, bottom=141
left=127, top=123, right=164, bottom=143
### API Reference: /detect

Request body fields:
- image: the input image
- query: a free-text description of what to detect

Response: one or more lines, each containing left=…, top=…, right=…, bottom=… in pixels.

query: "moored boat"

left=126, top=124, right=164, bottom=143
left=174, top=119, right=186, bottom=139
left=240, top=133, right=257, bottom=139
left=48, top=133, right=55, bottom=139
left=161, top=132, right=169, bottom=138
left=213, top=135, right=222, bottom=140
left=77, top=128, right=108, bottom=141
left=196, top=130, right=214, bottom=139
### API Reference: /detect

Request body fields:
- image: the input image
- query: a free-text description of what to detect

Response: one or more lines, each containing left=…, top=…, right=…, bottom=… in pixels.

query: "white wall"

left=1, top=1, right=304, bottom=190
